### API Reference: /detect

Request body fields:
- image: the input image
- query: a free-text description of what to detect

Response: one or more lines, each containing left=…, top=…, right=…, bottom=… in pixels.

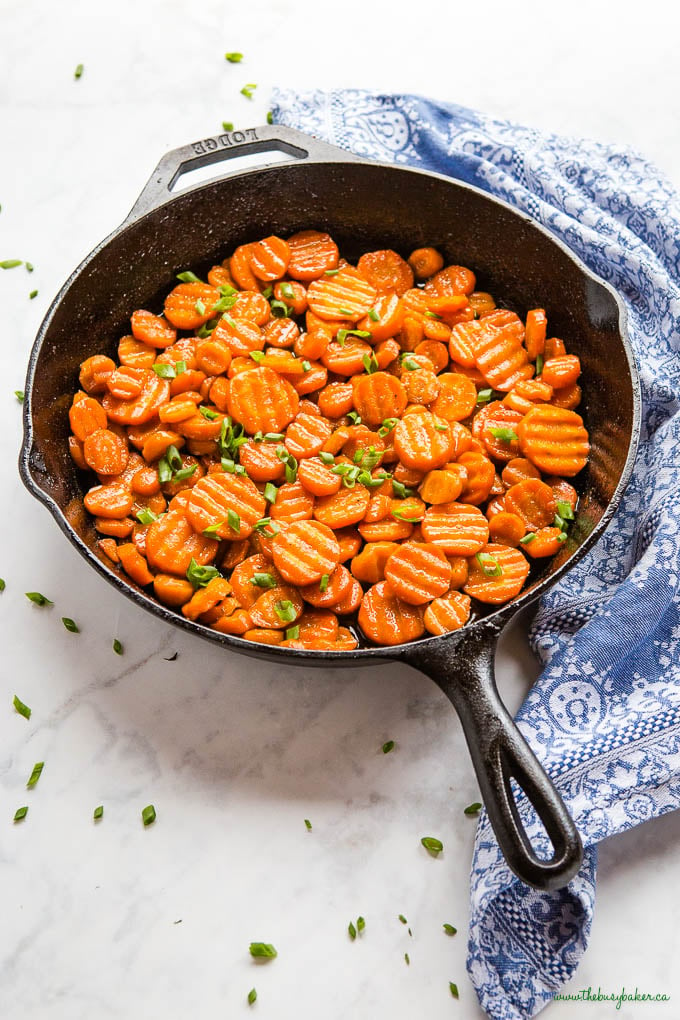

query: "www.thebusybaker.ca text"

left=553, top=987, right=670, bottom=1010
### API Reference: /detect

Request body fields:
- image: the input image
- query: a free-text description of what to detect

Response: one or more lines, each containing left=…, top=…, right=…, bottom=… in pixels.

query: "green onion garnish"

left=264, top=432, right=284, bottom=442
left=227, top=509, right=241, bottom=532
left=536, top=354, right=544, bottom=375
left=177, top=271, right=203, bottom=284
left=421, top=836, right=444, bottom=856
left=25, top=592, right=53, bottom=606
left=153, top=362, right=177, bottom=379
left=0, top=579, right=5, bottom=592
left=382, top=740, right=395, bottom=754
left=557, top=532, right=568, bottom=542
left=556, top=500, right=575, bottom=520
left=264, top=482, right=278, bottom=503
left=249, top=943, right=277, bottom=959
left=519, top=532, right=536, bottom=545
left=434, top=421, right=449, bottom=432
left=302, top=360, right=311, bottom=372
left=336, top=328, right=371, bottom=345
left=443, top=923, right=457, bottom=935
left=94, top=805, right=104, bottom=820
left=250, top=573, right=277, bottom=589
left=324, top=268, right=340, bottom=276
left=348, top=921, right=357, bottom=941
left=464, top=802, right=482, bottom=815
left=270, top=299, right=292, bottom=318
left=14, top=806, right=28, bottom=822
left=357, top=916, right=366, bottom=934
left=392, top=508, right=420, bottom=523
left=362, top=352, right=379, bottom=374
left=15, top=390, right=25, bottom=402
left=475, top=552, right=502, bottom=577
left=186, top=558, right=221, bottom=588
left=202, top=522, right=225, bottom=537
left=136, top=508, right=160, bottom=525
left=378, top=417, right=398, bottom=437
left=113, top=638, right=123, bottom=655
left=240, top=84, right=257, bottom=99
left=249, top=350, right=265, bottom=363
left=247, top=988, right=257, bottom=1005
left=319, top=574, right=329, bottom=593
left=274, top=600, right=297, bottom=623
left=199, top=405, right=219, bottom=420
left=401, top=356, right=419, bottom=371
left=74, top=63, right=84, bottom=79
left=0, top=260, right=22, bottom=269
left=173, top=464, right=197, bottom=482
left=142, top=804, right=156, bottom=826
left=27, top=762, right=44, bottom=788
left=224, top=52, right=243, bottom=62
left=280, top=282, right=295, bottom=300
left=253, top=517, right=280, bottom=535
left=29, top=290, right=38, bottom=299
left=346, top=411, right=362, bottom=425
left=450, top=982, right=459, bottom=999
left=62, top=617, right=79, bottom=633
left=319, top=451, right=335, bottom=464
left=13, top=695, right=31, bottom=720
left=476, top=388, right=493, bottom=404
left=304, top=818, right=312, bottom=830
left=222, top=121, right=234, bottom=132
left=285, top=626, right=300, bottom=640
left=404, top=953, right=410, bottom=965
left=488, top=427, right=518, bottom=442
left=195, top=299, right=206, bottom=316
left=399, top=915, right=408, bottom=925
left=391, top=479, right=414, bottom=499
left=368, top=307, right=379, bottom=322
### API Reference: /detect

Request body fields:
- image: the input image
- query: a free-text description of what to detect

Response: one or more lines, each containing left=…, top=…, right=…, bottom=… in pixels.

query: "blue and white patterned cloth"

left=271, top=89, right=680, bottom=1019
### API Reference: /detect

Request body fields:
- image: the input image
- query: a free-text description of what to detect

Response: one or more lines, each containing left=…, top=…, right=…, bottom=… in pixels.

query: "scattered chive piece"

left=285, top=625, right=300, bottom=641
left=443, top=923, right=457, bottom=935
left=249, top=350, right=265, bottom=363
left=222, top=121, right=234, bottom=132
left=13, top=695, right=31, bottom=720
left=274, top=599, right=297, bottom=623
left=29, top=290, right=38, bottom=299
left=264, top=432, right=284, bottom=442
left=267, top=111, right=273, bottom=124
left=301, top=360, right=312, bottom=372
left=391, top=508, right=421, bottom=523
left=202, top=522, right=225, bottom=537
left=250, top=572, right=277, bottom=589
left=136, top=507, right=161, bottom=525
left=346, top=411, right=362, bottom=425
left=475, top=552, right=502, bottom=578
left=391, top=479, right=414, bottom=499
left=94, top=805, right=103, bottom=820
left=554, top=513, right=566, bottom=532
left=0, top=259, right=22, bottom=269
left=199, top=405, right=219, bottom=420
left=399, top=915, right=408, bottom=925
left=556, top=500, right=575, bottom=520
left=269, top=298, right=292, bottom=318
left=535, top=354, right=544, bottom=376
left=401, top=356, right=419, bottom=371
left=357, top=916, right=366, bottom=934
left=362, top=352, right=379, bottom=374
left=152, top=362, right=177, bottom=379
left=425, top=310, right=441, bottom=320
left=488, top=427, right=518, bottom=442
left=319, top=574, right=329, bottom=593
left=337, top=306, right=353, bottom=316
left=434, top=421, right=449, bottom=432
left=421, top=836, right=444, bottom=856
left=450, top=982, right=459, bottom=999
left=225, top=52, right=243, bottom=62
left=25, top=591, right=53, bottom=606
left=227, top=509, right=241, bottom=532
left=304, top=818, right=312, bottom=831
left=142, top=804, right=156, bottom=826
left=519, top=532, right=536, bottom=545
left=173, top=464, right=197, bottom=482
left=15, top=390, right=25, bottom=402
left=240, top=83, right=257, bottom=99
left=404, top=953, right=410, bottom=965
left=368, top=306, right=380, bottom=322
left=25, top=262, right=34, bottom=273
left=319, top=451, right=335, bottom=465
left=62, top=617, right=79, bottom=633
left=378, top=417, right=398, bottom=437
left=113, top=638, right=123, bottom=655
left=408, top=927, right=413, bottom=936
left=557, top=532, right=568, bottom=542
left=14, top=806, right=28, bottom=822
left=336, top=328, right=370, bottom=345
left=247, top=988, right=257, bottom=1005
left=280, top=282, right=295, bottom=300
left=26, top=762, right=44, bottom=788
left=382, top=740, right=395, bottom=754
left=186, top=558, right=221, bottom=588
left=476, top=388, right=493, bottom=404
left=464, top=802, right=482, bottom=815
left=74, top=63, right=84, bottom=79
left=264, top=482, right=278, bottom=503
left=177, top=270, right=202, bottom=284
left=348, top=921, right=357, bottom=941
left=324, top=268, right=340, bottom=276
left=0, top=579, right=5, bottom=591
left=195, top=298, right=206, bottom=316
left=249, top=942, right=277, bottom=959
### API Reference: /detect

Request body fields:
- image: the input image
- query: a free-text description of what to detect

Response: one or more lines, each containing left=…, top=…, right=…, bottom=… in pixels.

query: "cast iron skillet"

left=19, top=124, right=641, bottom=890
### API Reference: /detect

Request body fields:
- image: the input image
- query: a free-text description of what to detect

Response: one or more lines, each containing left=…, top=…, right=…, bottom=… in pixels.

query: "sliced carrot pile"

left=71, top=233, right=588, bottom=648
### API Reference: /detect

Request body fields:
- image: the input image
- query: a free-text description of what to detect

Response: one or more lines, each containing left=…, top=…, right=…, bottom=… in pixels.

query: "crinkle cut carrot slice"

left=384, top=543, right=452, bottom=605
left=271, top=481, right=315, bottom=523
left=356, top=292, right=404, bottom=341
left=297, top=457, right=342, bottom=497
left=356, top=249, right=413, bottom=296
left=266, top=317, right=300, bottom=349
left=272, top=520, right=341, bottom=586
left=186, top=472, right=267, bottom=540
left=424, top=591, right=471, bottom=635
left=541, top=354, right=581, bottom=390
left=131, top=310, right=177, bottom=349
left=230, top=244, right=262, bottom=291
left=117, top=542, right=154, bottom=587
left=306, top=267, right=376, bottom=323
left=286, top=230, right=339, bottom=281
left=321, top=338, right=373, bottom=376
left=314, top=484, right=371, bottom=529
left=230, top=290, right=271, bottom=325
left=328, top=577, right=362, bottom=615
left=504, top=478, right=557, bottom=530
left=463, top=543, right=530, bottom=604
left=550, top=383, right=582, bottom=410
left=501, top=457, right=542, bottom=487
left=407, top=247, right=444, bottom=280
left=238, top=440, right=286, bottom=482
left=350, top=541, right=400, bottom=584
left=393, top=412, right=455, bottom=472
left=284, top=413, right=332, bottom=459
left=352, top=372, right=408, bottom=427
left=299, top=564, right=353, bottom=607
left=471, top=401, right=523, bottom=462
left=69, top=395, right=107, bottom=440
left=414, top=339, right=449, bottom=374
left=317, top=381, right=355, bottom=419
left=517, top=405, right=590, bottom=476
left=212, top=317, right=264, bottom=357
left=79, top=355, right=116, bottom=393
left=474, top=320, right=533, bottom=392
left=335, top=527, right=362, bottom=561
left=488, top=511, right=526, bottom=547
left=525, top=308, right=547, bottom=361
left=418, top=468, right=465, bottom=505
left=243, top=629, right=285, bottom=646
left=163, top=283, right=221, bottom=329
left=424, top=264, right=476, bottom=297
left=523, top=526, right=566, bottom=558
left=249, top=585, right=304, bottom=628
left=146, top=510, right=218, bottom=575
left=248, top=235, right=291, bottom=281
left=421, top=503, right=489, bottom=555
left=448, top=320, right=482, bottom=368
left=457, top=451, right=495, bottom=506
left=84, top=482, right=134, bottom=520
left=429, top=372, right=477, bottom=422
left=227, top=366, right=299, bottom=434
left=83, top=428, right=129, bottom=475
left=358, top=517, right=413, bottom=542
left=153, top=573, right=195, bottom=607
left=101, top=369, right=170, bottom=426
left=230, top=554, right=282, bottom=609
left=358, top=580, right=425, bottom=646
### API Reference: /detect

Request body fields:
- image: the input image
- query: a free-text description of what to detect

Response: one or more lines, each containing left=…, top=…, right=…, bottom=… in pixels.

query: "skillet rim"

left=19, top=150, right=642, bottom=666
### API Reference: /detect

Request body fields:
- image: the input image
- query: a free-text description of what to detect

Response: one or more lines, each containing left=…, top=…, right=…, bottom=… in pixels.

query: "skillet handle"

left=127, top=124, right=360, bottom=222
left=406, top=625, right=583, bottom=890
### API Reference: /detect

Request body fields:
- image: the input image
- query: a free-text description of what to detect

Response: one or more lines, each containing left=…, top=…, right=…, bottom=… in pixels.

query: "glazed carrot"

left=488, top=511, right=526, bottom=547
left=102, top=369, right=170, bottom=426
left=163, top=283, right=220, bottom=329
left=330, top=577, right=363, bottom=614
left=316, top=382, right=353, bottom=420
left=263, top=318, right=299, bottom=350
left=131, top=310, right=177, bottom=349
left=504, top=479, right=557, bottom=530
left=463, top=543, right=530, bottom=604
left=517, top=405, right=590, bottom=476
left=358, top=580, right=425, bottom=645
left=398, top=316, right=424, bottom=351
left=300, top=564, right=353, bottom=607
left=243, top=628, right=285, bottom=645
left=297, top=457, right=342, bottom=497
left=469, top=292, right=496, bottom=316
left=384, top=543, right=452, bottom=605
left=94, top=516, right=134, bottom=537
left=272, top=520, right=341, bottom=586
left=363, top=493, right=390, bottom=523
left=238, top=440, right=286, bottom=482
left=145, top=510, right=217, bottom=575
left=423, top=591, right=471, bottom=635
left=550, top=383, right=582, bottom=410
left=84, top=482, right=134, bottom=520
left=98, top=537, right=120, bottom=563
left=544, top=337, right=567, bottom=361
left=524, top=308, right=547, bottom=361
left=227, top=366, right=299, bottom=433
left=210, top=316, right=262, bottom=358
left=522, top=526, right=566, bottom=558
left=68, top=435, right=88, bottom=470
left=228, top=555, right=279, bottom=608
left=159, top=395, right=203, bottom=425
left=186, top=473, right=266, bottom=540
left=474, top=320, right=533, bottom=392
left=501, top=458, right=541, bottom=487
left=307, top=268, right=376, bottom=323
left=117, top=542, right=154, bottom=587
left=296, top=610, right=340, bottom=641
left=350, top=541, right=400, bottom=584
left=79, top=355, right=116, bottom=393
left=503, top=378, right=553, bottom=415
left=424, top=264, right=476, bottom=297
left=456, top=451, right=495, bottom=505
left=401, top=288, right=453, bottom=341
left=429, top=372, right=477, bottom=421
left=542, top=354, right=581, bottom=390
left=182, top=577, right=233, bottom=621
left=212, top=608, right=252, bottom=634
left=153, top=573, right=195, bottom=606
left=414, top=339, right=449, bottom=374
left=230, top=291, right=271, bottom=325
left=83, top=428, right=129, bottom=475
left=421, top=503, right=489, bottom=555
left=408, top=247, right=444, bottom=280
left=314, top=484, right=371, bottom=528
left=249, top=585, right=304, bottom=628
left=393, top=412, right=454, bottom=471
left=248, top=235, right=291, bottom=281
left=357, top=249, right=413, bottom=296
left=320, top=337, right=372, bottom=376
left=402, top=366, right=439, bottom=404
left=271, top=481, right=315, bottom=523
left=418, top=468, right=465, bottom=505
left=544, top=476, right=578, bottom=510
left=207, top=263, right=236, bottom=289
left=291, top=360, right=328, bottom=396
left=293, top=329, right=328, bottom=361
left=352, top=372, right=408, bottom=426
left=471, top=401, right=523, bottom=462
left=357, top=517, right=413, bottom=542
left=284, top=413, right=332, bottom=458
left=69, top=395, right=107, bottom=441
left=286, top=230, right=339, bottom=280
left=356, top=292, right=404, bottom=341
left=230, top=244, right=262, bottom=291
left=274, top=280, right=308, bottom=316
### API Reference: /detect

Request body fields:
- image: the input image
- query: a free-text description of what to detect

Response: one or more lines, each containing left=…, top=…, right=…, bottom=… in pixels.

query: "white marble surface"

left=1, top=1, right=679, bottom=1017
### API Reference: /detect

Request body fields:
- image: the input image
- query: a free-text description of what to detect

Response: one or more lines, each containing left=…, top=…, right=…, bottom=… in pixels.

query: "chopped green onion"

left=93, top=805, right=103, bottom=820
left=382, top=740, right=395, bottom=754
left=249, top=350, right=265, bottom=363
left=211, top=292, right=238, bottom=314
left=240, top=84, right=257, bottom=100
left=434, top=421, right=448, bottom=432
left=488, top=427, right=518, bottom=442
left=227, top=509, right=241, bottom=532
left=222, top=121, right=234, bottom=132
left=29, top=290, right=38, bottom=299
left=173, top=464, right=198, bottom=482
left=0, top=260, right=22, bottom=269
left=348, top=921, right=357, bottom=941
left=280, top=282, right=295, bottom=300
left=475, top=552, right=502, bottom=577
left=177, top=271, right=203, bottom=284
left=425, top=310, right=441, bottom=320
left=247, top=988, right=257, bottom=1005
left=324, top=268, right=340, bottom=276
left=142, top=804, right=156, bottom=826
left=554, top=513, right=566, bottom=532
left=274, top=600, right=297, bottom=623
left=284, top=455, right=298, bottom=484
left=14, top=390, right=25, bottom=402
left=186, top=558, right=221, bottom=588
left=404, top=953, right=410, bottom=965
left=175, top=361, right=187, bottom=376
left=136, top=508, right=160, bottom=525
left=264, top=432, right=285, bottom=442
left=319, top=451, right=335, bottom=465
left=557, top=532, right=568, bottom=542
left=301, top=360, right=311, bottom=372
left=392, top=508, right=420, bottom=523
left=319, top=574, right=329, bottom=593
left=253, top=517, right=279, bottom=535
left=224, top=52, right=243, bottom=62
left=391, top=479, right=414, bottom=499
left=62, top=617, right=79, bottom=633
left=249, top=943, right=277, bottom=959
left=270, top=298, right=292, bottom=318
left=25, top=592, right=53, bottom=606
left=464, top=802, right=482, bottom=816
left=202, top=522, right=225, bottom=537
left=368, top=307, right=380, bottom=322
left=0, top=578, right=5, bottom=591
left=450, top=982, right=459, bottom=999
left=153, top=362, right=177, bottom=379
left=13, top=695, right=31, bottom=720
left=357, top=916, right=366, bottom=934
left=378, top=417, right=398, bottom=437
left=266, top=111, right=274, bottom=124
left=336, top=328, right=371, bottom=345
left=421, top=836, right=444, bottom=856
left=362, top=352, right=379, bottom=374
left=556, top=500, right=575, bottom=520
left=261, top=285, right=274, bottom=299
left=113, top=638, right=123, bottom=655
left=26, top=762, right=44, bottom=788
left=536, top=354, right=544, bottom=375
left=357, top=470, right=387, bottom=489
left=194, top=299, right=207, bottom=316
left=519, top=532, right=536, bottom=545
left=250, top=572, right=277, bottom=589
left=26, top=263, right=34, bottom=273
left=443, top=923, right=457, bottom=935
left=401, top=356, right=419, bottom=371
left=347, top=411, right=362, bottom=425
left=399, top=915, right=408, bottom=925
left=264, top=482, right=278, bottom=503
left=476, top=388, right=493, bottom=404
left=14, top=806, right=28, bottom=822
left=304, top=817, right=312, bottom=830
left=285, top=626, right=300, bottom=640
left=74, top=63, right=84, bottom=79
left=199, top=405, right=219, bottom=420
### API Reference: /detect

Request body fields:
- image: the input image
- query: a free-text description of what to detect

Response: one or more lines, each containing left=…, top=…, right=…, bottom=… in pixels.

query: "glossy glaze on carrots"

left=69, top=233, right=590, bottom=649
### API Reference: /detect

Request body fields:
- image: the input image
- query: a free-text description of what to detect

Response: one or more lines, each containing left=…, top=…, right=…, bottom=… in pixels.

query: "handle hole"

left=508, top=776, right=555, bottom=861
left=169, top=145, right=306, bottom=194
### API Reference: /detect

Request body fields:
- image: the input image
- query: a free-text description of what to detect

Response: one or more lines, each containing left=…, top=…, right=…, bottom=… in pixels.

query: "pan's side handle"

left=403, top=626, right=583, bottom=890
left=126, top=124, right=361, bottom=222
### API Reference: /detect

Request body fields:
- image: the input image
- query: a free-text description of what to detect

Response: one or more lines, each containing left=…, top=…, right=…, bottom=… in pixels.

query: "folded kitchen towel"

left=271, top=88, right=680, bottom=1019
